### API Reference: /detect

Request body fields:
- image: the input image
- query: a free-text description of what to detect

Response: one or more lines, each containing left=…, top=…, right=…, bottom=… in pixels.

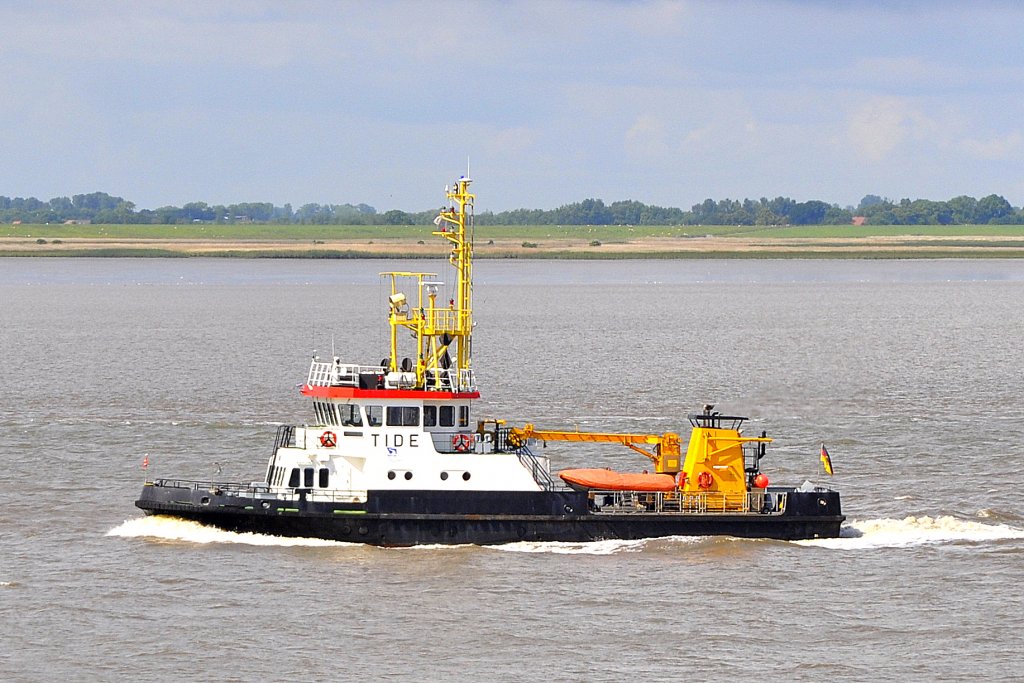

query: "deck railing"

left=148, top=479, right=787, bottom=515
left=589, top=490, right=787, bottom=515
left=306, top=359, right=476, bottom=392
left=148, top=479, right=366, bottom=503
left=150, top=479, right=271, bottom=495
left=307, top=361, right=382, bottom=387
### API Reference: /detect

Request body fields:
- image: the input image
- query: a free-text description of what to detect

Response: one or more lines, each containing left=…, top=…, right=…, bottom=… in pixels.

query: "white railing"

left=306, top=359, right=476, bottom=392
left=307, top=360, right=383, bottom=387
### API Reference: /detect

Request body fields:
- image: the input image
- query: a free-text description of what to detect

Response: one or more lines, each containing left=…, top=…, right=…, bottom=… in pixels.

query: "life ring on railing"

left=697, top=471, right=714, bottom=490
left=452, top=433, right=472, bottom=452
left=319, top=431, right=337, bottom=448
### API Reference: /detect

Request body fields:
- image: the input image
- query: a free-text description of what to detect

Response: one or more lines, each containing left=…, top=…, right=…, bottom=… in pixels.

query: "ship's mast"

left=382, top=176, right=475, bottom=392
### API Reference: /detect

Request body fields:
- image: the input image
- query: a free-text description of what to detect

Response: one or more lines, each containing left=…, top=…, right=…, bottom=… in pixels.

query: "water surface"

left=2, top=258, right=1022, bottom=682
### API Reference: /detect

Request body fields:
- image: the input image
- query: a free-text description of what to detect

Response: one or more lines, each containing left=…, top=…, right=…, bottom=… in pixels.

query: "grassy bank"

left=5, top=222, right=1024, bottom=258
left=5, top=222, right=1024, bottom=241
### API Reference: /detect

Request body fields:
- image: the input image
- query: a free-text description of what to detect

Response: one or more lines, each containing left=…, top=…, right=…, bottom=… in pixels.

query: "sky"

left=1, top=0, right=1022, bottom=213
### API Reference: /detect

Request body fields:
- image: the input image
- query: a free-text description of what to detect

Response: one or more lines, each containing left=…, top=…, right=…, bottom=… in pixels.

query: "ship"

left=136, top=175, right=844, bottom=545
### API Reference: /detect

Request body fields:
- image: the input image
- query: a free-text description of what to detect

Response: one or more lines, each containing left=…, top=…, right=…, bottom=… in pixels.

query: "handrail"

left=149, top=478, right=367, bottom=503
left=151, top=479, right=271, bottom=495
left=514, top=445, right=557, bottom=491
left=589, top=490, right=788, bottom=515
left=148, top=478, right=789, bottom=514
left=306, top=359, right=476, bottom=392
left=307, top=361, right=385, bottom=387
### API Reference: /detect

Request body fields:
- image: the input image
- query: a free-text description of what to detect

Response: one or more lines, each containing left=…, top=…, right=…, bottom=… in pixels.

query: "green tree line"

left=2, top=190, right=1022, bottom=226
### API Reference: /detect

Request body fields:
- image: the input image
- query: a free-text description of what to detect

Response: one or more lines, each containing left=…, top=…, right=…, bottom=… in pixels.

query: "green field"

left=6, top=222, right=1024, bottom=241
left=726, top=224, right=1024, bottom=238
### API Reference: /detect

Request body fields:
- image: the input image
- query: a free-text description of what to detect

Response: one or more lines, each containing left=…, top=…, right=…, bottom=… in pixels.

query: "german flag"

left=820, top=443, right=834, bottom=476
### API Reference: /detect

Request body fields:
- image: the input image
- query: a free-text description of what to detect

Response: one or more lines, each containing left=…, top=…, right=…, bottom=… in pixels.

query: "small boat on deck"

left=560, top=469, right=677, bottom=492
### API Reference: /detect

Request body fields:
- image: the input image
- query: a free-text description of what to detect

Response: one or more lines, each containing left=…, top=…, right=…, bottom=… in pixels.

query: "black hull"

left=136, top=483, right=844, bottom=546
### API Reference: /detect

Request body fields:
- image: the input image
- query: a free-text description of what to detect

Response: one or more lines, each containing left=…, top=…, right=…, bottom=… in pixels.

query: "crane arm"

left=508, top=424, right=682, bottom=470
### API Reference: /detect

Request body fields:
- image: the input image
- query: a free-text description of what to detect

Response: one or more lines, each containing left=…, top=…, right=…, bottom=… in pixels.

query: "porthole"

left=462, top=472, right=471, bottom=481
left=387, top=471, right=396, bottom=480
left=440, top=471, right=449, bottom=481
left=404, top=471, right=413, bottom=480
left=200, top=496, right=210, bottom=505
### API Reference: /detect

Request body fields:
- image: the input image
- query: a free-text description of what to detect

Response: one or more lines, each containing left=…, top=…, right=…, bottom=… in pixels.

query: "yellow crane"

left=493, top=408, right=773, bottom=501
left=506, top=423, right=683, bottom=474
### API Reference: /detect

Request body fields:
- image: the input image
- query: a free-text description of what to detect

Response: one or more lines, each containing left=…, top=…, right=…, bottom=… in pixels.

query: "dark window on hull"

left=318, top=468, right=329, bottom=488
left=387, top=406, right=420, bottom=426
left=341, top=404, right=362, bottom=427
left=439, top=405, right=454, bottom=427
left=366, top=405, right=383, bottom=427
left=288, top=468, right=300, bottom=488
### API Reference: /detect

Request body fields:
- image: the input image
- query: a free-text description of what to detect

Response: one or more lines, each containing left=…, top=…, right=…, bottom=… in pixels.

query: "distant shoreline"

left=3, top=235, right=1024, bottom=258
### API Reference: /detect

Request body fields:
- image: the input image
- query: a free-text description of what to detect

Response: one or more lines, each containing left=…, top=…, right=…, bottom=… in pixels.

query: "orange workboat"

left=560, top=469, right=677, bottom=492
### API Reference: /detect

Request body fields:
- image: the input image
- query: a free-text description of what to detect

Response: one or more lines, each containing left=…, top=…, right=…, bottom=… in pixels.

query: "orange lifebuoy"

left=319, top=431, right=337, bottom=448
left=697, top=471, right=713, bottom=490
left=452, top=433, right=472, bottom=452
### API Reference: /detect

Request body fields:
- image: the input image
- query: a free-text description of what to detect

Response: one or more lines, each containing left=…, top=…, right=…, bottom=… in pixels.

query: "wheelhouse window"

left=366, top=405, right=383, bottom=427
left=439, top=405, right=455, bottom=427
left=318, top=468, right=329, bottom=488
left=303, top=467, right=314, bottom=488
left=340, top=404, right=362, bottom=427
left=459, top=405, right=469, bottom=427
left=423, top=405, right=437, bottom=427
left=288, top=468, right=300, bottom=488
left=313, top=401, right=338, bottom=425
left=386, top=406, right=420, bottom=427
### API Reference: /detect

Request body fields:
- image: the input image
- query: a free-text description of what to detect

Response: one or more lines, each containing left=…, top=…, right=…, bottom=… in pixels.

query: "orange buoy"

left=319, top=431, right=337, bottom=448
left=697, top=471, right=713, bottom=490
left=753, top=473, right=770, bottom=488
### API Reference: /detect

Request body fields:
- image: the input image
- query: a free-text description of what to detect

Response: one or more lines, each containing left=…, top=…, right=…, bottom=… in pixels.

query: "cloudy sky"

left=1, top=1, right=1021, bottom=213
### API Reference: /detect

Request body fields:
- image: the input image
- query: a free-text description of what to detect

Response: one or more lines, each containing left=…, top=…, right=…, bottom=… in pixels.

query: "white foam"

left=796, top=515, right=1024, bottom=550
left=491, top=535, right=702, bottom=555
left=109, top=515, right=1024, bottom=553
left=107, top=516, right=351, bottom=547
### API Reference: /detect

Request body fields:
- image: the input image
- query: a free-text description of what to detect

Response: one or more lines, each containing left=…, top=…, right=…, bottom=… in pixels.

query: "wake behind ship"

left=136, top=175, right=844, bottom=545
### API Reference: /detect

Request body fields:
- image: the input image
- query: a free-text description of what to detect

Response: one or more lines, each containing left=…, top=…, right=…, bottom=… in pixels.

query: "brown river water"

left=1, top=257, right=1023, bottom=682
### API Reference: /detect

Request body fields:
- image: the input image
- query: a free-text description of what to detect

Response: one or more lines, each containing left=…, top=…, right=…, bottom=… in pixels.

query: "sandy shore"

left=3, top=234, right=1024, bottom=257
